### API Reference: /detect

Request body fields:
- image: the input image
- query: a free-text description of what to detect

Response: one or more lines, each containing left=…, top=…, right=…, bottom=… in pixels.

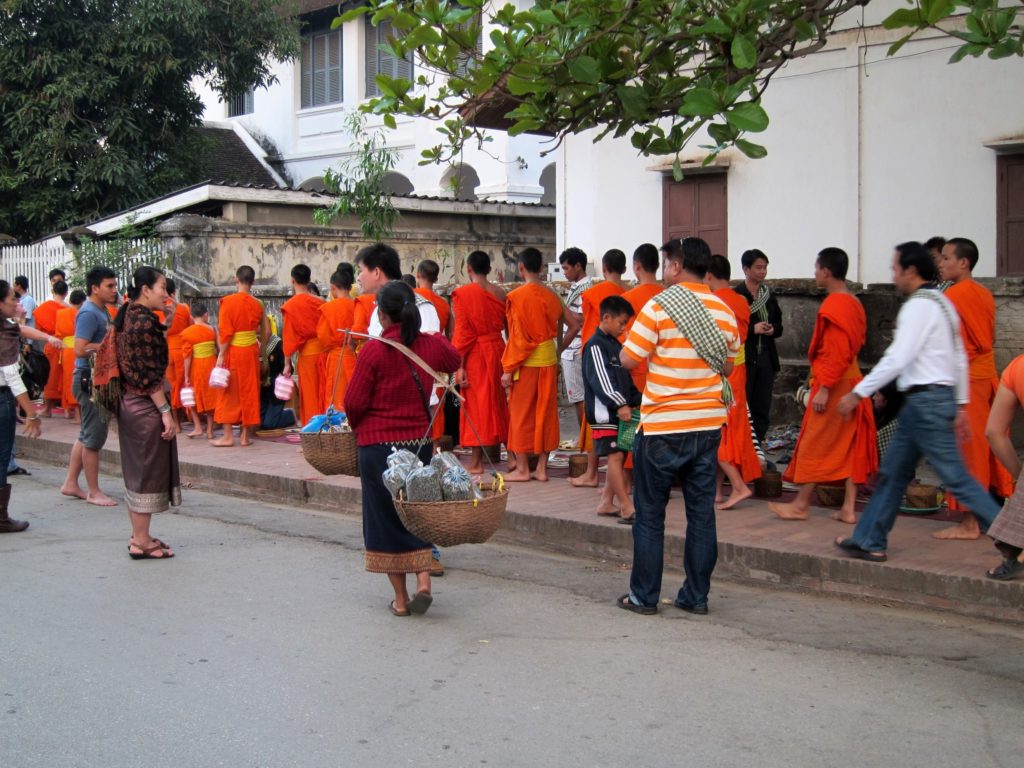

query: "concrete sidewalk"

left=17, top=418, right=1024, bottom=621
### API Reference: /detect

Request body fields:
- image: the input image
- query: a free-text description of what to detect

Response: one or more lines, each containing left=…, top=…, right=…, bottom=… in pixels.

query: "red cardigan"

left=345, top=325, right=461, bottom=446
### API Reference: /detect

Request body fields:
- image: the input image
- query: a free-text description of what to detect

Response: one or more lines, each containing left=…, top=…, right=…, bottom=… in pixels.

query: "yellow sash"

left=734, top=347, right=745, bottom=367
left=523, top=338, right=557, bottom=368
left=192, top=341, right=216, bottom=359
left=62, top=336, right=75, bottom=349
left=231, top=330, right=258, bottom=347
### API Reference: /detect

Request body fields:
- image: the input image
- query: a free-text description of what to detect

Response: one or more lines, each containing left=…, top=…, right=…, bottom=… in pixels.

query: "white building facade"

left=557, top=2, right=1024, bottom=283
left=195, top=3, right=554, bottom=205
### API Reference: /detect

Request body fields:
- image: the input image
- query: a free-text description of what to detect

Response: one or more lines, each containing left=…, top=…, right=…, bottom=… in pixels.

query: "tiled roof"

left=191, top=127, right=281, bottom=189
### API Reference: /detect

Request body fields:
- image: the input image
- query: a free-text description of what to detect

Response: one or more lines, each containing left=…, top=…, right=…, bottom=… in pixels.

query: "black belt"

left=905, top=384, right=951, bottom=395
left=0, top=387, right=9, bottom=394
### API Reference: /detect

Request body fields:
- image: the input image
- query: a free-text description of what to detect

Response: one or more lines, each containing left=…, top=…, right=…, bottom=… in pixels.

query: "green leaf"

left=882, top=8, right=924, bottom=30
left=924, top=0, right=956, bottom=25
left=403, top=25, right=443, bottom=48
left=533, top=9, right=560, bottom=26
left=332, top=6, right=369, bottom=27
left=725, top=101, right=769, bottom=132
left=731, top=35, right=757, bottom=69
left=507, top=75, right=548, bottom=95
left=678, top=88, right=720, bottom=117
left=672, top=156, right=683, bottom=181
left=736, top=138, right=767, bottom=158
left=616, top=84, right=649, bottom=120
left=382, top=113, right=397, bottom=130
left=887, top=33, right=914, bottom=57
left=988, top=38, right=1021, bottom=59
left=568, top=55, right=602, bottom=84
left=948, top=44, right=973, bottom=64
left=693, top=18, right=732, bottom=36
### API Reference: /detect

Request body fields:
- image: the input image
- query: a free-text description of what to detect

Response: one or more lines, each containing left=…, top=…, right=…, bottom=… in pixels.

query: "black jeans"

left=746, top=352, right=775, bottom=444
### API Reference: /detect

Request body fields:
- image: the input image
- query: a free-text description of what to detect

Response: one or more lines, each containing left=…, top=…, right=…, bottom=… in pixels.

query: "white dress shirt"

left=853, top=289, right=968, bottom=404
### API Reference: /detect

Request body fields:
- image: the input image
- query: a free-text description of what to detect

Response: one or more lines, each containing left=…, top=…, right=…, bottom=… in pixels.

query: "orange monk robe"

left=213, top=293, right=264, bottom=427
left=452, top=283, right=509, bottom=447
left=317, top=295, right=357, bottom=412
left=619, top=283, right=662, bottom=470
left=945, top=280, right=1015, bottom=508
left=714, top=288, right=762, bottom=482
left=164, top=303, right=192, bottom=409
left=577, top=281, right=627, bottom=450
left=282, top=292, right=326, bottom=426
left=502, top=283, right=563, bottom=455
left=415, top=288, right=452, bottom=439
left=784, top=293, right=877, bottom=485
left=352, top=294, right=376, bottom=354
left=180, top=324, right=219, bottom=414
left=107, top=304, right=119, bottom=320
left=35, top=299, right=64, bottom=402
left=55, top=307, right=78, bottom=410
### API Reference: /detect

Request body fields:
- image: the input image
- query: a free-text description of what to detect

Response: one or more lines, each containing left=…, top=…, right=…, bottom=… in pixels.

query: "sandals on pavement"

left=834, top=537, right=887, bottom=562
left=617, top=594, right=657, bottom=615
left=128, top=541, right=174, bottom=560
left=8, top=467, right=30, bottom=476
left=986, top=558, right=1024, bottom=581
left=617, top=515, right=636, bottom=525
left=407, top=591, right=433, bottom=615
left=389, top=601, right=410, bottom=617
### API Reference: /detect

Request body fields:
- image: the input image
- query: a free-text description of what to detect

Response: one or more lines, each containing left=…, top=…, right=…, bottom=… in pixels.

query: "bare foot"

left=504, top=469, right=532, bottom=482
left=768, top=501, right=808, bottom=520
left=933, top=520, right=982, bottom=540
left=86, top=492, right=118, bottom=507
left=830, top=509, right=857, bottom=524
left=209, top=437, right=234, bottom=448
left=715, top=494, right=724, bottom=504
left=60, top=484, right=87, bottom=500
left=531, top=471, right=549, bottom=482
left=569, top=473, right=599, bottom=488
left=240, top=437, right=251, bottom=447
left=716, top=485, right=753, bottom=510
left=595, top=503, right=620, bottom=516
left=466, top=464, right=483, bottom=475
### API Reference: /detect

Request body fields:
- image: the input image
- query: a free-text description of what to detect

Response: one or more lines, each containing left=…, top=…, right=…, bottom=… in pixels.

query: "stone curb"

left=21, top=436, right=1023, bottom=623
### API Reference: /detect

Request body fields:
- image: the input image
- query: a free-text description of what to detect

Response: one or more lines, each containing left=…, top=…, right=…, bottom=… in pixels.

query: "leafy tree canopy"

left=0, top=0, right=299, bottom=241
left=342, top=0, right=1023, bottom=173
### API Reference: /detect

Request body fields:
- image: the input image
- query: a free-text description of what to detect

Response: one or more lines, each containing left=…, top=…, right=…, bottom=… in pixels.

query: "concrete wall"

left=558, top=5, right=1024, bottom=282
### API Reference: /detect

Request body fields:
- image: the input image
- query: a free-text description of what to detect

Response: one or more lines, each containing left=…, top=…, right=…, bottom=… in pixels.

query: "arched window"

left=298, top=177, right=326, bottom=192
left=440, top=164, right=480, bottom=200
left=381, top=172, right=414, bottom=196
left=539, top=162, right=556, bottom=206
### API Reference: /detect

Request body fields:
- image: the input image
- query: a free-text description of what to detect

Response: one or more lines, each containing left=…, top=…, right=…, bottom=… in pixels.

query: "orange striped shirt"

left=622, top=282, right=740, bottom=434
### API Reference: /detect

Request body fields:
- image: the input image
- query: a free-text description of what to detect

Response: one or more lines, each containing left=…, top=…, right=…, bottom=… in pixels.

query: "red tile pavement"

left=18, top=417, right=1024, bottom=621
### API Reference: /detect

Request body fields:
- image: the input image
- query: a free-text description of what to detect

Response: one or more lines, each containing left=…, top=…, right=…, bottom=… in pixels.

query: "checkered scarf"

left=749, top=283, right=770, bottom=354
left=656, top=284, right=733, bottom=405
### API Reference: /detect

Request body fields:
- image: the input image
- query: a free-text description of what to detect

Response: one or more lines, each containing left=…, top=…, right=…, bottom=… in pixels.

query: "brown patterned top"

left=115, top=303, right=168, bottom=396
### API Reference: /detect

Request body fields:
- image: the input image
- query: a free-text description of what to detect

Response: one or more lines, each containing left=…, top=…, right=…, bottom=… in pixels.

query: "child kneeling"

left=582, top=295, right=642, bottom=522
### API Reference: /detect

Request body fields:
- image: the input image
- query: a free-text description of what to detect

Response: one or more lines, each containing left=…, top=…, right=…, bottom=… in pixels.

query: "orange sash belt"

left=969, top=350, right=997, bottom=380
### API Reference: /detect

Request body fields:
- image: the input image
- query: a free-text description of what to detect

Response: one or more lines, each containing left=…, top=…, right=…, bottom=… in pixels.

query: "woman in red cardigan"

left=345, top=280, right=461, bottom=616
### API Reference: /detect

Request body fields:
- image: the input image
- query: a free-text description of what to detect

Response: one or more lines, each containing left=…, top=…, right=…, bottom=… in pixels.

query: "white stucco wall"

left=559, top=15, right=1024, bottom=283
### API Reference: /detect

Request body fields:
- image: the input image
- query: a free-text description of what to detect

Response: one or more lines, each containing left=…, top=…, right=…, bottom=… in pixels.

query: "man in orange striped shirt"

left=617, top=237, right=739, bottom=617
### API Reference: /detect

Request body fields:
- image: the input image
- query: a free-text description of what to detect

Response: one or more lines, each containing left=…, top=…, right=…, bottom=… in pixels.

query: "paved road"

left=2, top=464, right=1023, bottom=768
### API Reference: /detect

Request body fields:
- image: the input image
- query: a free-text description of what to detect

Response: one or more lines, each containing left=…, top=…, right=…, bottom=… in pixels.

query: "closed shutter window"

left=365, top=19, right=413, bottom=98
left=301, top=27, right=343, bottom=108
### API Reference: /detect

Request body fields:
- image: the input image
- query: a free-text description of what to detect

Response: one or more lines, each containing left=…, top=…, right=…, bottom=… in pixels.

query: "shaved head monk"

left=163, top=277, right=193, bottom=425
left=35, top=279, right=69, bottom=417
left=502, top=247, right=578, bottom=482
left=704, top=254, right=762, bottom=510
left=452, top=250, right=509, bottom=475
left=281, top=263, right=326, bottom=426
left=415, top=258, right=453, bottom=444
left=572, top=248, right=629, bottom=488
left=770, top=248, right=877, bottom=524
left=211, top=265, right=269, bottom=447
left=934, top=237, right=1014, bottom=539
left=317, top=265, right=357, bottom=412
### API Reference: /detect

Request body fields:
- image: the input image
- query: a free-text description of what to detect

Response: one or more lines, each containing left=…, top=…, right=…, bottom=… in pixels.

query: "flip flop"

left=617, top=594, right=656, bottom=615
left=8, top=467, right=30, bottom=476
left=617, top=515, right=636, bottom=525
left=407, top=591, right=433, bottom=615
left=834, top=537, right=887, bottom=562
left=389, top=601, right=410, bottom=617
left=128, top=542, right=174, bottom=560
left=986, top=558, right=1024, bottom=581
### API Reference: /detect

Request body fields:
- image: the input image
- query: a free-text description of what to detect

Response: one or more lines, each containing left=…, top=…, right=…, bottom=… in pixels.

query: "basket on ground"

left=904, top=483, right=939, bottom=509
left=301, top=430, right=359, bottom=476
left=815, top=484, right=845, bottom=507
left=394, top=488, right=509, bottom=547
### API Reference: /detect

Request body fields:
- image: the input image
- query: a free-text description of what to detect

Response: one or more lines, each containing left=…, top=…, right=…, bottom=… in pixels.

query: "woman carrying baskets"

left=345, top=281, right=461, bottom=616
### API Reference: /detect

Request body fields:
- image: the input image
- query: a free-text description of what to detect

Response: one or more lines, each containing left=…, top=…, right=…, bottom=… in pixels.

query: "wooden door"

left=662, top=173, right=728, bottom=256
left=997, top=154, right=1024, bottom=275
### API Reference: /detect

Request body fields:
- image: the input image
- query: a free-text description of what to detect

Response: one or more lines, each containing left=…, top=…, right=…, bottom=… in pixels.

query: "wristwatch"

left=158, top=403, right=172, bottom=414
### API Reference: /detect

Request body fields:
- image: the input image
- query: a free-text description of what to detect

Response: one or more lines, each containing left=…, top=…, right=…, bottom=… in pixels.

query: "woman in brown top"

left=115, top=266, right=181, bottom=560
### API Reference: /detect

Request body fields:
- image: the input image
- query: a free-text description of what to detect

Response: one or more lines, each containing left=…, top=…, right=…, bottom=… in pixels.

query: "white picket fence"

left=0, top=239, right=165, bottom=298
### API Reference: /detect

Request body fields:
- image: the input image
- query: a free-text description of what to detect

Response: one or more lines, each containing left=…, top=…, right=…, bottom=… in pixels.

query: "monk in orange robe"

left=352, top=292, right=376, bottom=354
left=571, top=249, right=628, bottom=487
left=55, top=292, right=85, bottom=421
left=706, top=256, right=762, bottom=509
left=211, top=265, right=268, bottom=447
left=318, top=266, right=357, bottom=411
left=452, top=250, right=509, bottom=474
left=934, top=237, right=1015, bottom=539
left=415, top=259, right=453, bottom=442
left=35, top=281, right=69, bottom=416
left=618, top=245, right=664, bottom=475
left=501, top=247, right=579, bottom=482
left=280, top=264, right=326, bottom=426
left=163, top=279, right=193, bottom=417
left=180, top=302, right=219, bottom=438
left=771, top=248, right=877, bottom=523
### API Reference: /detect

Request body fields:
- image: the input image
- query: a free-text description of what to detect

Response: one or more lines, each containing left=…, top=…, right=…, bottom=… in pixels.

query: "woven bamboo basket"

left=904, top=483, right=939, bottom=509
left=815, top=484, right=846, bottom=507
left=753, top=469, right=783, bottom=498
left=568, top=454, right=589, bottom=478
left=394, top=488, right=509, bottom=547
left=301, top=430, right=359, bottom=477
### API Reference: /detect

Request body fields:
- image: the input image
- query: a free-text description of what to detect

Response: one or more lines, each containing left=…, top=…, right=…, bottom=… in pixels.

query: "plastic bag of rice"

left=440, top=466, right=474, bottom=501
left=383, top=448, right=422, bottom=497
left=405, top=466, right=443, bottom=502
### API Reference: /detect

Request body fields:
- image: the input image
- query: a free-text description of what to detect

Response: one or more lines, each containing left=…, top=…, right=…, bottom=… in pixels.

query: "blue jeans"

left=851, top=386, right=1001, bottom=552
left=630, top=429, right=721, bottom=608
left=0, top=389, right=14, bottom=486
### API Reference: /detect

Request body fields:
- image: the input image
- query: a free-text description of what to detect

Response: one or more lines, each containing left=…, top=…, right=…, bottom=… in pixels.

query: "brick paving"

left=18, top=417, right=1024, bottom=621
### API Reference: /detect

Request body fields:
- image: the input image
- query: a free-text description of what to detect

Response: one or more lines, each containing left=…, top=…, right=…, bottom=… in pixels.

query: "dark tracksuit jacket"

left=581, top=328, right=642, bottom=431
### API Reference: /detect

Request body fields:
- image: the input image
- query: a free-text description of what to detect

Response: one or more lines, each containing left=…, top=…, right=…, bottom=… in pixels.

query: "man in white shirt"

left=356, top=244, right=441, bottom=338
left=834, top=241, right=1002, bottom=562
left=558, top=248, right=592, bottom=424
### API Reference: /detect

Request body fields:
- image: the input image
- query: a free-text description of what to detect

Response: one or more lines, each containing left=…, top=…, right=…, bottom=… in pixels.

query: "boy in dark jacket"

left=582, top=295, right=642, bottom=522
